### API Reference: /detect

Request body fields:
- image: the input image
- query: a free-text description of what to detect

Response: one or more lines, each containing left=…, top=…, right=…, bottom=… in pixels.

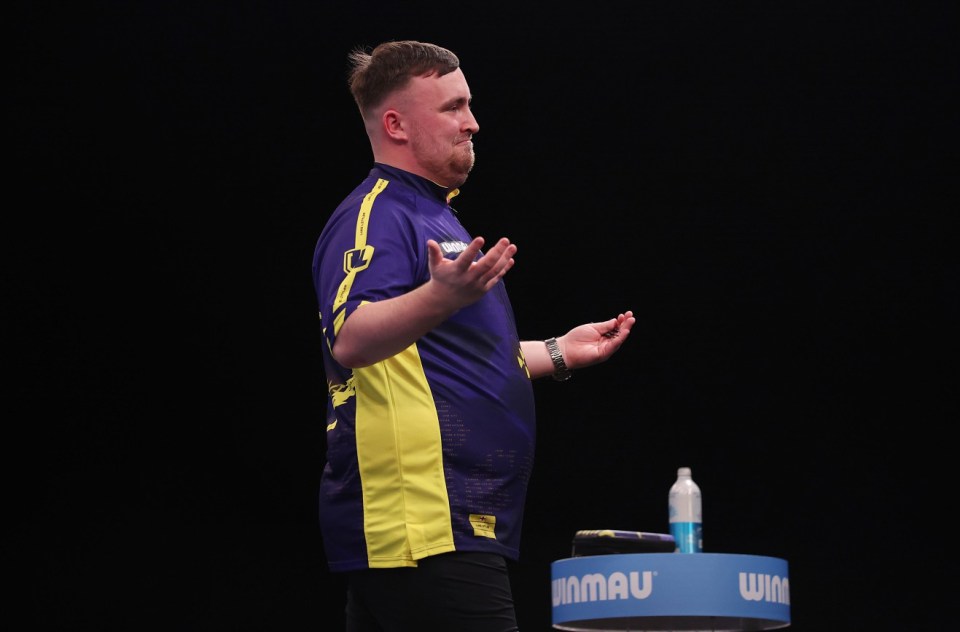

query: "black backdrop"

left=13, top=1, right=955, bottom=630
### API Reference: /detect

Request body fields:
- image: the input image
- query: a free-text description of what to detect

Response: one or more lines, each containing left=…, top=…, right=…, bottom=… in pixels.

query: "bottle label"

left=668, top=499, right=702, bottom=523
left=669, top=521, right=703, bottom=553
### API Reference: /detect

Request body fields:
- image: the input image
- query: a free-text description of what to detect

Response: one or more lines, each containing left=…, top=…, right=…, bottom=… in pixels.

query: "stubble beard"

left=448, top=145, right=475, bottom=188
left=411, top=122, right=475, bottom=188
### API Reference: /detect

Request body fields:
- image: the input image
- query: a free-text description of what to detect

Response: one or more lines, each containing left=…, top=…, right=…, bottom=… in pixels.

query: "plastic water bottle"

left=668, top=467, right=703, bottom=553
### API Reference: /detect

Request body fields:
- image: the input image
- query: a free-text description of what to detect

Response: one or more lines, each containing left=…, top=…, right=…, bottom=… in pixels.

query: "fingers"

left=461, top=237, right=516, bottom=281
left=482, top=238, right=517, bottom=280
left=601, top=311, right=636, bottom=338
left=477, top=237, right=515, bottom=263
left=488, top=256, right=516, bottom=287
left=455, top=236, right=486, bottom=269
left=426, top=239, right=444, bottom=267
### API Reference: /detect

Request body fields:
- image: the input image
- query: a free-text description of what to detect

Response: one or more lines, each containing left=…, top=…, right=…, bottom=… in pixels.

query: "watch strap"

left=545, top=337, right=572, bottom=381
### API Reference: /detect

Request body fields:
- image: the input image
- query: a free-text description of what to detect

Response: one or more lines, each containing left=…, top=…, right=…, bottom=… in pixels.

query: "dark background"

left=13, top=1, right=956, bottom=630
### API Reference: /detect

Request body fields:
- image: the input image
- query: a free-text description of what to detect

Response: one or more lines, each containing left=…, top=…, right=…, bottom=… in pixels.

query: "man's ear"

left=382, top=109, right=407, bottom=141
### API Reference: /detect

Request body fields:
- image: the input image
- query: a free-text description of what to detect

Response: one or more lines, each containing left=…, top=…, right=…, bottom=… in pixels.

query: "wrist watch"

left=545, top=337, right=572, bottom=381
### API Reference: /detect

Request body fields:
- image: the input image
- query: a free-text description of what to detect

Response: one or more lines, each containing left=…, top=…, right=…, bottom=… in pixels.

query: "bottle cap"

left=678, top=467, right=692, bottom=476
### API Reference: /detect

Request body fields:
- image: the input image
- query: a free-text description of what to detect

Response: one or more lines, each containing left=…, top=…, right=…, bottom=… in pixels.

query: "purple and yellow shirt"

left=312, top=163, right=536, bottom=572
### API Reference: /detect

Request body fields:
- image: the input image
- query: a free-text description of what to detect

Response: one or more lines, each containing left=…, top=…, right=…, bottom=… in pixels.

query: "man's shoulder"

left=319, top=180, right=418, bottom=244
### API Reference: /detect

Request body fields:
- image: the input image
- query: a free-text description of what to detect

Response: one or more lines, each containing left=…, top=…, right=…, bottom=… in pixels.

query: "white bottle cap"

left=678, top=467, right=692, bottom=476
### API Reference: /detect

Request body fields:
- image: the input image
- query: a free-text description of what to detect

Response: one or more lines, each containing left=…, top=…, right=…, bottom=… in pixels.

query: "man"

left=312, top=40, right=635, bottom=631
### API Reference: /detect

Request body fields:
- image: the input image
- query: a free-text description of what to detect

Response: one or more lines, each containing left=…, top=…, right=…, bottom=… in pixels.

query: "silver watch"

left=545, top=337, right=572, bottom=381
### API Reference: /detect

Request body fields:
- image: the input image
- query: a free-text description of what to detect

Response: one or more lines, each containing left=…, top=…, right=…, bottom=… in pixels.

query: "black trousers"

left=345, top=552, right=519, bottom=632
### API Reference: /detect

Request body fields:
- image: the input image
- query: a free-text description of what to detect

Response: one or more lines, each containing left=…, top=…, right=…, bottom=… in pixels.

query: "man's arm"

left=332, top=236, right=517, bottom=368
left=521, top=311, right=636, bottom=380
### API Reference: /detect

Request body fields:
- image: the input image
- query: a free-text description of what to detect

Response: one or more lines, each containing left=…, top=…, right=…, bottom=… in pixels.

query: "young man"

left=312, top=40, right=635, bottom=631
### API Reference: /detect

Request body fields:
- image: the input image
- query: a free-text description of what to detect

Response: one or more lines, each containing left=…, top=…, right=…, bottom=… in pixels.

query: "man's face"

left=401, top=68, right=479, bottom=188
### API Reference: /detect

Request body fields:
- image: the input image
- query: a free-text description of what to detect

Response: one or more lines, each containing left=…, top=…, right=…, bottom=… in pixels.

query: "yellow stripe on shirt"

left=355, top=342, right=455, bottom=568
left=332, top=178, right=388, bottom=335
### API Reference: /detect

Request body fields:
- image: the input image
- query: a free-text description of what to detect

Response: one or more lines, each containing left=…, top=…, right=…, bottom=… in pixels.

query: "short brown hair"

left=347, top=40, right=460, bottom=116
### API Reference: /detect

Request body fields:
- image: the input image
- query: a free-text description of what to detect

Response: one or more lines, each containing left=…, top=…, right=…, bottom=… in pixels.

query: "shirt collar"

left=371, top=163, right=459, bottom=205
